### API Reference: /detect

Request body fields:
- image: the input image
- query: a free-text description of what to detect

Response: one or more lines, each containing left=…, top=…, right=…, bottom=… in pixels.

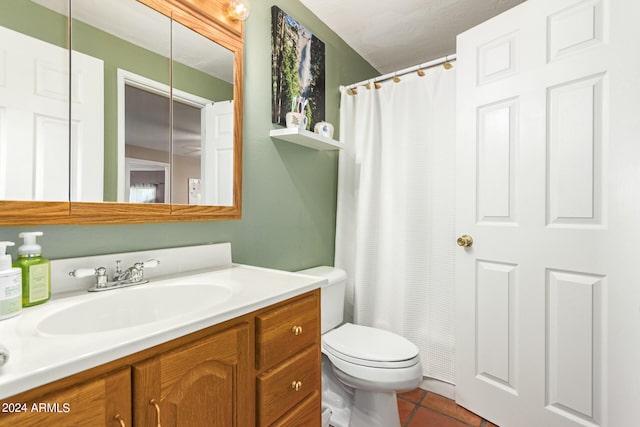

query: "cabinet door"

left=133, top=323, right=251, bottom=427
left=0, top=367, right=131, bottom=427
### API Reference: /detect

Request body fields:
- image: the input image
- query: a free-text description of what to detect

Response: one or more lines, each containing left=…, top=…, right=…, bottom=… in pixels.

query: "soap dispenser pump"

left=14, top=232, right=50, bottom=307
left=0, top=241, right=22, bottom=320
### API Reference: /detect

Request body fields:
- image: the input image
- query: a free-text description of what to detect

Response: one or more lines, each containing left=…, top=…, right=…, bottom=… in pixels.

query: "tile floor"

left=398, top=388, right=498, bottom=427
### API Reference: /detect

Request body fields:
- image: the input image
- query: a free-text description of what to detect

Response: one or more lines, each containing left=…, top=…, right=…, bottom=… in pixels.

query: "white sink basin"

left=37, top=284, right=232, bottom=335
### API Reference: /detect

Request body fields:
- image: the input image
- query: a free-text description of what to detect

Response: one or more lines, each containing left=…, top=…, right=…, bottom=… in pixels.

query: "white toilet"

left=298, top=266, right=423, bottom=427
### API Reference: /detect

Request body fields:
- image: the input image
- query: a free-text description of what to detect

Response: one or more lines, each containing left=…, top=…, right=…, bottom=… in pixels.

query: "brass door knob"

left=291, top=325, right=303, bottom=336
left=291, top=381, right=302, bottom=391
left=457, top=235, right=473, bottom=247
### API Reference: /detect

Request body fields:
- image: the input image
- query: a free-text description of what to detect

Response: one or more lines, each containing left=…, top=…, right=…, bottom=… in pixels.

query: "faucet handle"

left=141, top=259, right=160, bottom=269
left=69, top=266, right=108, bottom=288
left=127, top=259, right=159, bottom=283
left=69, top=267, right=102, bottom=278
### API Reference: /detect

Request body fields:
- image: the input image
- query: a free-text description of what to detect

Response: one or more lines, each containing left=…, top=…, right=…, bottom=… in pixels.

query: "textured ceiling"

left=299, top=0, right=526, bottom=74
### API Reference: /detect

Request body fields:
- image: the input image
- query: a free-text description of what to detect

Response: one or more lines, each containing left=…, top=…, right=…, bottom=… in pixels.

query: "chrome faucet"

left=113, top=260, right=148, bottom=283
left=69, top=259, right=160, bottom=292
left=113, top=260, right=127, bottom=282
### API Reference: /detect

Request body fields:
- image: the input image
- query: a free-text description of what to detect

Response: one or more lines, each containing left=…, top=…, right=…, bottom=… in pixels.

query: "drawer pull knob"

left=291, top=325, right=303, bottom=336
left=291, top=380, right=302, bottom=391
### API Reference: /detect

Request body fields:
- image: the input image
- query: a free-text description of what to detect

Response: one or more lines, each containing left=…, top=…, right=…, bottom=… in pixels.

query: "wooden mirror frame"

left=0, top=0, right=243, bottom=225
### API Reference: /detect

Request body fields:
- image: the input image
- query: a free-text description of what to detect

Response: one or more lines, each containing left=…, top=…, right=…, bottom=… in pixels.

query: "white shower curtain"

left=335, top=66, right=456, bottom=383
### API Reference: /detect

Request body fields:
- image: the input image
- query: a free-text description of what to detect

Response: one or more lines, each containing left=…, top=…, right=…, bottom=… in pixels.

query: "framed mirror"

left=0, top=0, right=243, bottom=225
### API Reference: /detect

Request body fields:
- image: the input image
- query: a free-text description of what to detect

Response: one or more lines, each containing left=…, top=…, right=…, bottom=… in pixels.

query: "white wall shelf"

left=270, top=127, right=343, bottom=151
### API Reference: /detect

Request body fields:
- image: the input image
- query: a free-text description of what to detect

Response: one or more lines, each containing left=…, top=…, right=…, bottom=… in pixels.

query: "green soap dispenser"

left=13, top=232, right=50, bottom=307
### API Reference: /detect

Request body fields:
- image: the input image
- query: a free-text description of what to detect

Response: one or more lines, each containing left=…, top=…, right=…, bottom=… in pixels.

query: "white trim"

left=420, top=377, right=456, bottom=400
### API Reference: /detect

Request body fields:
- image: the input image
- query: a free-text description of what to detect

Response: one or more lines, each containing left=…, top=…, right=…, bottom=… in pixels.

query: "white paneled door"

left=0, top=26, right=69, bottom=201
left=455, top=1, right=640, bottom=426
left=0, top=26, right=103, bottom=202
left=201, top=100, right=234, bottom=206
left=70, top=50, right=104, bottom=202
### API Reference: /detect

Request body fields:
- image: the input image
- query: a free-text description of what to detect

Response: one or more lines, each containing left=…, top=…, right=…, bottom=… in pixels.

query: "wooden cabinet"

left=0, top=290, right=321, bottom=427
left=132, top=323, right=250, bottom=427
left=0, top=368, right=130, bottom=427
left=256, top=293, right=321, bottom=427
left=256, top=294, right=319, bottom=369
left=270, top=391, right=322, bottom=427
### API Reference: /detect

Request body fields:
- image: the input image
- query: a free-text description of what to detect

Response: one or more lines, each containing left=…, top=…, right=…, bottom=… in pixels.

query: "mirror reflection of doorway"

left=124, top=84, right=202, bottom=204
left=118, top=69, right=234, bottom=205
left=118, top=70, right=205, bottom=204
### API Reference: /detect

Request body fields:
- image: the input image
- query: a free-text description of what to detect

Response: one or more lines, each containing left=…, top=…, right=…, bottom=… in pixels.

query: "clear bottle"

left=0, top=241, right=22, bottom=320
left=13, top=232, right=50, bottom=307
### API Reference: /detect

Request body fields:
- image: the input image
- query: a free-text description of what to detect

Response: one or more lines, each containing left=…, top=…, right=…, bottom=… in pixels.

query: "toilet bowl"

left=298, top=266, right=423, bottom=427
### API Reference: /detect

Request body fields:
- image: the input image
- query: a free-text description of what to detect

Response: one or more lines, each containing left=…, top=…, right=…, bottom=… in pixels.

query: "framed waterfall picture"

left=271, top=6, right=326, bottom=130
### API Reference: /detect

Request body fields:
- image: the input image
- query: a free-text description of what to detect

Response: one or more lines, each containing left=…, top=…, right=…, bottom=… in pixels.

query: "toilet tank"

left=297, top=266, right=346, bottom=334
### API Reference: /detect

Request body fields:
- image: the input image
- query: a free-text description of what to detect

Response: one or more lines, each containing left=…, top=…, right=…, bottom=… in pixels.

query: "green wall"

left=0, top=1, right=67, bottom=48
left=0, top=0, right=377, bottom=271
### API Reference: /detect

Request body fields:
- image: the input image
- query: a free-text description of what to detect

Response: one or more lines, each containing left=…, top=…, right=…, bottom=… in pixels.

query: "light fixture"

left=227, top=0, right=250, bottom=21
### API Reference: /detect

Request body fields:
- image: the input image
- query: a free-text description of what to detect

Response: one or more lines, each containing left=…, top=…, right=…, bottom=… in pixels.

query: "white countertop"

left=0, top=263, right=325, bottom=399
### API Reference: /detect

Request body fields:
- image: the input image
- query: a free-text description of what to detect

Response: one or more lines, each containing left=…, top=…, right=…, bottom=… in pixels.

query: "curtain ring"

left=443, top=54, right=453, bottom=70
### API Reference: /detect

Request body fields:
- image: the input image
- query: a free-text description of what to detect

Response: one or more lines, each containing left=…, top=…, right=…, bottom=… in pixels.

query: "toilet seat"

left=322, top=323, right=420, bottom=368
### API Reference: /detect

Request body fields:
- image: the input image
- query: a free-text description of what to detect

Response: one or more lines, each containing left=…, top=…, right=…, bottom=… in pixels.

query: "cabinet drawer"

left=256, top=294, right=319, bottom=369
left=271, top=391, right=321, bottom=427
left=257, top=346, right=320, bottom=426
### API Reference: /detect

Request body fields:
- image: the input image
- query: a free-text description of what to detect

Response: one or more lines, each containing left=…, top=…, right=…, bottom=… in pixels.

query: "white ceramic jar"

left=314, top=121, right=334, bottom=139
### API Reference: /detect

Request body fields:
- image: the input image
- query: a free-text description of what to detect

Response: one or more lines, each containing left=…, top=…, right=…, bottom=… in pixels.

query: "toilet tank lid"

left=297, top=266, right=346, bottom=286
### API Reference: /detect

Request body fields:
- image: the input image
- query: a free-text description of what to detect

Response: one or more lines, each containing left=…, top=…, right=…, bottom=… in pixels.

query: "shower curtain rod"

left=340, top=53, right=457, bottom=92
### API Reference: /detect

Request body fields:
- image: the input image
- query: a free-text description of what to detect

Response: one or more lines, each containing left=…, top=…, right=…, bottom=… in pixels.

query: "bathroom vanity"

left=0, top=244, right=324, bottom=426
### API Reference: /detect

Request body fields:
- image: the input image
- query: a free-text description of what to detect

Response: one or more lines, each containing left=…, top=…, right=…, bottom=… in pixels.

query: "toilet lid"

left=322, top=323, right=419, bottom=368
